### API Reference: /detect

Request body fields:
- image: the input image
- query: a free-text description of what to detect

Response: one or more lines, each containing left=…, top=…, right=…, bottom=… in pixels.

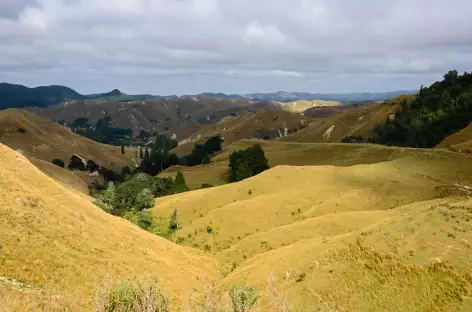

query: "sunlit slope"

left=224, top=198, right=472, bottom=312
left=172, top=110, right=311, bottom=156
left=153, top=151, right=472, bottom=258
left=0, top=109, right=138, bottom=171
left=154, top=154, right=472, bottom=311
left=161, top=139, right=472, bottom=189
left=437, top=123, right=472, bottom=152
left=0, top=144, right=217, bottom=308
left=283, top=95, right=416, bottom=143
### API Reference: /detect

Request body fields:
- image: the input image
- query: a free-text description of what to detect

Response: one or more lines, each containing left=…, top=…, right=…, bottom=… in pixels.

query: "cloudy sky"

left=1, top=0, right=471, bottom=95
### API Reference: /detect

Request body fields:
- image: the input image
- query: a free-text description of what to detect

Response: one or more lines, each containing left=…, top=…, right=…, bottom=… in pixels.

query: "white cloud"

left=0, top=0, right=471, bottom=94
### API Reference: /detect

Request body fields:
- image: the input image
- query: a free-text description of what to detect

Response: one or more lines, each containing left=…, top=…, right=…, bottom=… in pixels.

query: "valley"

left=1, top=71, right=472, bottom=311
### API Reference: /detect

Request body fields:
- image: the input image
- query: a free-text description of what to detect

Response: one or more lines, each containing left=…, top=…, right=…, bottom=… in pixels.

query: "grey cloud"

left=0, top=0, right=471, bottom=95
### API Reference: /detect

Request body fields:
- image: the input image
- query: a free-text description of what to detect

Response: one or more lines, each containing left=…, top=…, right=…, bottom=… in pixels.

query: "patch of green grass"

left=296, top=272, right=307, bottom=282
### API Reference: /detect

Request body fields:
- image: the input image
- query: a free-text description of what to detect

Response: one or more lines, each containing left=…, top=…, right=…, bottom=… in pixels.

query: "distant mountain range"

left=0, top=82, right=417, bottom=110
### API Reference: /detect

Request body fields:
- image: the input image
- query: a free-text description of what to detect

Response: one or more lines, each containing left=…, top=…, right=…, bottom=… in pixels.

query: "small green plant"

left=16, top=127, right=26, bottom=133
left=447, top=232, right=456, bottom=239
left=296, top=272, right=307, bottom=282
left=169, top=209, right=179, bottom=231
left=232, top=262, right=238, bottom=271
left=248, top=190, right=252, bottom=195
left=176, top=237, right=185, bottom=244
left=102, top=278, right=169, bottom=312
left=207, top=225, right=214, bottom=234
left=229, top=284, right=259, bottom=312
left=51, top=158, right=65, bottom=168
left=204, top=244, right=212, bottom=252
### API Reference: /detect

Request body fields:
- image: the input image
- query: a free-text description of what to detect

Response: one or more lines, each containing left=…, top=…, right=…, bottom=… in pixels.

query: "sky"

left=0, top=0, right=471, bottom=95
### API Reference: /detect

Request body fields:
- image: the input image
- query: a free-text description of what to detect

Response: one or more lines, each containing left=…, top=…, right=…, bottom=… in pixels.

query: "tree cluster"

left=229, top=144, right=270, bottom=182
left=372, top=70, right=472, bottom=147
left=179, top=136, right=223, bottom=166
left=139, top=135, right=179, bottom=175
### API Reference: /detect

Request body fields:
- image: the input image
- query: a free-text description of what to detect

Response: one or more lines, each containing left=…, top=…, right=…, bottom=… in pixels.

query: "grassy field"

left=150, top=140, right=472, bottom=311
left=161, top=139, right=472, bottom=190
left=437, top=123, right=472, bottom=152
left=0, top=109, right=139, bottom=171
left=3, top=137, right=472, bottom=311
left=0, top=143, right=218, bottom=310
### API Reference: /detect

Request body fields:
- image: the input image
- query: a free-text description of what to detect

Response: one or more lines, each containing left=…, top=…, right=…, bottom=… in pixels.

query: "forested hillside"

left=372, top=70, right=472, bottom=147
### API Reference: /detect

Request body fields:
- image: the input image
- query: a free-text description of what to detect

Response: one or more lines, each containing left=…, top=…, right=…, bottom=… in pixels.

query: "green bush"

left=51, top=158, right=65, bottom=168
left=133, top=210, right=154, bottom=230
left=136, top=188, right=155, bottom=210
left=229, top=284, right=259, bottom=312
left=206, top=225, right=214, bottom=234
left=169, top=209, right=179, bottom=231
left=112, top=174, right=156, bottom=215
left=68, top=155, right=86, bottom=171
left=104, top=278, right=169, bottom=312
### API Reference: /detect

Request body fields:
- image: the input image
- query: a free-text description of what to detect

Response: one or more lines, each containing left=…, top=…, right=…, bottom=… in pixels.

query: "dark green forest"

left=372, top=70, right=472, bottom=147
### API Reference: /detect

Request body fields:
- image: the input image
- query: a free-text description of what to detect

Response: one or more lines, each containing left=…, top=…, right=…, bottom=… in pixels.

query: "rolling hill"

left=0, top=109, right=138, bottom=172
left=153, top=141, right=472, bottom=311
left=281, top=95, right=416, bottom=143
left=437, top=123, right=472, bottom=152
left=2, top=137, right=472, bottom=311
left=0, top=144, right=218, bottom=310
left=171, top=110, right=312, bottom=156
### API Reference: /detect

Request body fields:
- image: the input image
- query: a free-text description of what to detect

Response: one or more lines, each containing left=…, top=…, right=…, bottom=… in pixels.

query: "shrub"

left=229, top=284, right=259, bottom=312
left=101, top=278, right=169, bottom=312
left=136, top=188, right=155, bottom=210
left=86, top=160, right=100, bottom=172
left=296, top=273, right=307, bottom=282
left=68, top=155, right=86, bottom=171
left=133, top=210, right=154, bottom=230
left=112, top=174, right=157, bottom=215
left=16, top=127, right=26, bottom=133
left=206, top=225, right=214, bottom=234
left=169, top=209, right=179, bottom=231
left=51, top=158, right=65, bottom=168
left=200, top=183, right=215, bottom=189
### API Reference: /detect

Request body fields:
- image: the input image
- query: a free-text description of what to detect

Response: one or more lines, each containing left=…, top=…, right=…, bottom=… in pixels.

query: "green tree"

left=235, top=160, right=252, bottom=182
left=169, top=209, right=179, bottom=231
left=135, top=188, right=155, bottom=210
left=174, top=172, right=189, bottom=193
left=140, top=147, right=144, bottom=159
left=121, top=143, right=125, bottom=154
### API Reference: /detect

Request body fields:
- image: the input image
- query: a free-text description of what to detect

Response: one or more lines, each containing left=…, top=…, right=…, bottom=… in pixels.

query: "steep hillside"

left=282, top=95, right=415, bottom=143
left=171, top=111, right=311, bottom=156
left=0, top=109, right=138, bottom=172
left=0, top=144, right=218, bottom=310
left=153, top=146, right=472, bottom=311
left=25, top=97, right=266, bottom=137
left=437, top=123, right=472, bottom=152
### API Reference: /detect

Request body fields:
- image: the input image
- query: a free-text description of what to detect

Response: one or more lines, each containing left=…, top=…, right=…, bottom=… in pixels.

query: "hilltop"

left=153, top=141, right=472, bottom=311
left=281, top=95, right=416, bottom=143
left=0, top=109, right=138, bottom=172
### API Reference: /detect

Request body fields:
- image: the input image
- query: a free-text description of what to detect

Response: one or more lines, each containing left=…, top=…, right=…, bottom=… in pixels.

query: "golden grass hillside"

left=282, top=94, right=416, bottom=143
left=153, top=144, right=472, bottom=311
left=0, top=109, right=138, bottom=171
left=172, top=111, right=311, bottom=156
left=161, top=139, right=472, bottom=189
left=437, top=123, right=472, bottom=152
left=0, top=144, right=218, bottom=310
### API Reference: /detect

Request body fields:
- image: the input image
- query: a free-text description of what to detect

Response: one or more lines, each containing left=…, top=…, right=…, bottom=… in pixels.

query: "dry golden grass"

left=0, top=109, right=138, bottom=172
left=0, top=143, right=218, bottom=310
left=4, top=134, right=472, bottom=311
left=437, top=123, right=472, bottom=152
left=171, top=111, right=311, bottom=156
left=282, top=95, right=416, bottom=143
